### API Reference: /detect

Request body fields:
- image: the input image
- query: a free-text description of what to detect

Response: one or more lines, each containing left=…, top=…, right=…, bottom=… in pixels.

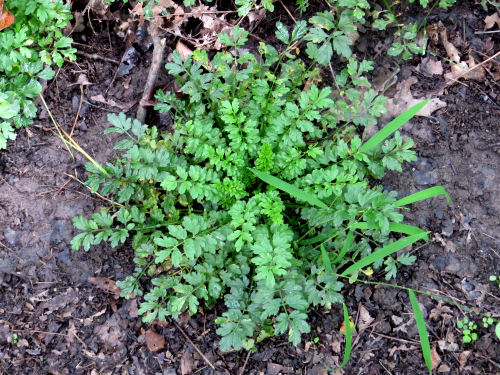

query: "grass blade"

left=341, top=231, right=429, bottom=276
left=321, top=244, right=333, bottom=274
left=351, top=222, right=428, bottom=240
left=409, top=290, right=432, bottom=374
left=340, top=303, right=352, bottom=368
left=359, top=99, right=429, bottom=153
left=333, top=229, right=354, bottom=264
left=395, top=186, right=450, bottom=207
left=248, top=168, right=328, bottom=209
left=300, top=228, right=337, bottom=245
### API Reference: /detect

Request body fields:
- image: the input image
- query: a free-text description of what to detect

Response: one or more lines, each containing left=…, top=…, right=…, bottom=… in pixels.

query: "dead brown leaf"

left=357, top=304, right=374, bottom=332
left=417, top=57, right=443, bottom=77
left=438, top=22, right=485, bottom=82
left=388, top=344, right=418, bottom=357
left=437, top=364, right=451, bottom=372
left=459, top=350, right=472, bottom=368
left=144, top=328, right=165, bottom=352
left=431, top=345, right=441, bottom=370
left=88, top=276, right=121, bottom=299
left=384, top=76, right=447, bottom=120
left=176, top=40, right=193, bottom=61
left=484, top=13, right=500, bottom=30
left=429, top=300, right=454, bottom=321
left=180, top=349, right=194, bottom=375
left=90, top=94, right=135, bottom=111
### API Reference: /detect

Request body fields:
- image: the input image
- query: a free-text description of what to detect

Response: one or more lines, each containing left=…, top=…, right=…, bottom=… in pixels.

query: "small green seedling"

left=483, top=316, right=494, bottom=328
left=457, top=318, right=478, bottom=344
left=12, top=333, right=18, bottom=344
left=489, top=275, right=500, bottom=288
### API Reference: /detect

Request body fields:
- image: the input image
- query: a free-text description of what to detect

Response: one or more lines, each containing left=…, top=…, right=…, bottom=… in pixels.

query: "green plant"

left=457, top=317, right=478, bottom=344
left=483, top=316, right=494, bottom=328
left=12, top=333, right=18, bottom=344
left=489, top=274, right=500, bottom=288
left=71, top=22, right=449, bottom=355
left=0, top=0, right=76, bottom=149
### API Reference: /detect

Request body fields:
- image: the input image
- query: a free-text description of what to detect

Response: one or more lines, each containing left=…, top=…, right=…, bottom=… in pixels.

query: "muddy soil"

left=1, top=1, right=499, bottom=374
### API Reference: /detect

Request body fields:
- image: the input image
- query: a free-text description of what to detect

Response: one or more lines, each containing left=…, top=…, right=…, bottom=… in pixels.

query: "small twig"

left=475, top=30, right=500, bottom=34
left=70, top=85, right=83, bottom=137
left=170, top=318, right=216, bottom=370
left=238, top=351, right=252, bottom=375
left=64, top=173, right=123, bottom=207
left=137, top=20, right=166, bottom=123
left=75, top=50, right=120, bottom=64
left=278, top=0, right=296, bottom=23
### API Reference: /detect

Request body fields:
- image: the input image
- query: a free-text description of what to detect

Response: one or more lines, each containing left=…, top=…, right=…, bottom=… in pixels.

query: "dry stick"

left=170, top=318, right=216, bottom=370
left=278, top=0, right=296, bottom=23
left=238, top=351, right=252, bottom=375
left=75, top=50, right=120, bottom=64
left=137, top=20, right=166, bottom=123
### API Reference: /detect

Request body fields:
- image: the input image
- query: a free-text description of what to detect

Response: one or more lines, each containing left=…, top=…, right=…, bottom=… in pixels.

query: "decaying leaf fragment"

left=438, top=22, right=485, bottom=83
left=384, top=76, right=446, bottom=119
left=484, top=13, right=500, bottom=30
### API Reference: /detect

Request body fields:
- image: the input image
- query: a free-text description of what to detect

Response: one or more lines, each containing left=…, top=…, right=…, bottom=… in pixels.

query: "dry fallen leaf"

left=0, top=0, right=15, bottom=31
left=357, top=304, right=374, bottom=332
left=459, top=350, right=472, bottom=368
left=417, top=57, right=443, bottom=77
left=176, top=40, right=193, bottom=61
left=180, top=349, right=194, bottom=375
left=88, top=276, right=121, bottom=299
left=90, top=94, right=135, bottom=111
left=484, top=13, right=500, bottom=30
left=431, top=345, right=441, bottom=370
left=438, top=22, right=485, bottom=82
left=384, top=76, right=447, bottom=120
left=429, top=300, right=454, bottom=321
left=144, top=328, right=165, bottom=352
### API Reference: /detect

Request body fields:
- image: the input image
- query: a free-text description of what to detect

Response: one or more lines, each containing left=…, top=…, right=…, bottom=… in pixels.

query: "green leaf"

left=341, top=232, right=430, bottom=276
left=321, top=244, right=332, bottom=274
left=333, top=229, right=354, bottom=264
left=395, top=186, right=450, bottom=207
left=249, top=168, right=328, bottom=209
left=340, top=303, right=352, bottom=368
left=360, top=100, right=429, bottom=153
left=409, top=291, right=432, bottom=374
left=495, top=322, right=500, bottom=341
left=275, top=22, right=290, bottom=44
left=351, top=222, right=428, bottom=241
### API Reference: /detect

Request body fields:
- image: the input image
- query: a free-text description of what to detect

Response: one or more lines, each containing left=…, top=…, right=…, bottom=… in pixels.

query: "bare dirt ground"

left=1, top=1, right=499, bottom=374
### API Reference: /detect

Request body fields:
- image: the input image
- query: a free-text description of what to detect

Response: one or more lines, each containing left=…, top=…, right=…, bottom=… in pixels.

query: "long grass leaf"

left=409, top=290, right=432, bottom=374
left=340, top=303, right=352, bottom=368
left=395, top=186, right=450, bottom=207
left=341, top=232, right=429, bottom=276
left=333, top=229, right=354, bottom=264
left=248, top=168, right=328, bottom=209
left=300, top=228, right=337, bottom=245
left=321, top=244, right=333, bottom=274
left=359, top=99, right=429, bottom=153
left=351, top=222, right=428, bottom=240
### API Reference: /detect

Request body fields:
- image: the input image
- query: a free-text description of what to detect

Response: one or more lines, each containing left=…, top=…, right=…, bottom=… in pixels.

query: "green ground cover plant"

left=71, top=21, right=453, bottom=360
left=0, top=0, right=76, bottom=149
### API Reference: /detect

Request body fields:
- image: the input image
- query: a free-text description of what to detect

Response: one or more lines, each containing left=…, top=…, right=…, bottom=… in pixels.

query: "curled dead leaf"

left=484, top=13, right=500, bottom=30
left=0, top=0, right=14, bottom=31
left=431, top=345, right=441, bottom=370
left=417, top=57, right=443, bottom=77
left=144, top=328, right=165, bottom=352
left=384, top=76, right=447, bottom=119
left=87, top=276, right=121, bottom=299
